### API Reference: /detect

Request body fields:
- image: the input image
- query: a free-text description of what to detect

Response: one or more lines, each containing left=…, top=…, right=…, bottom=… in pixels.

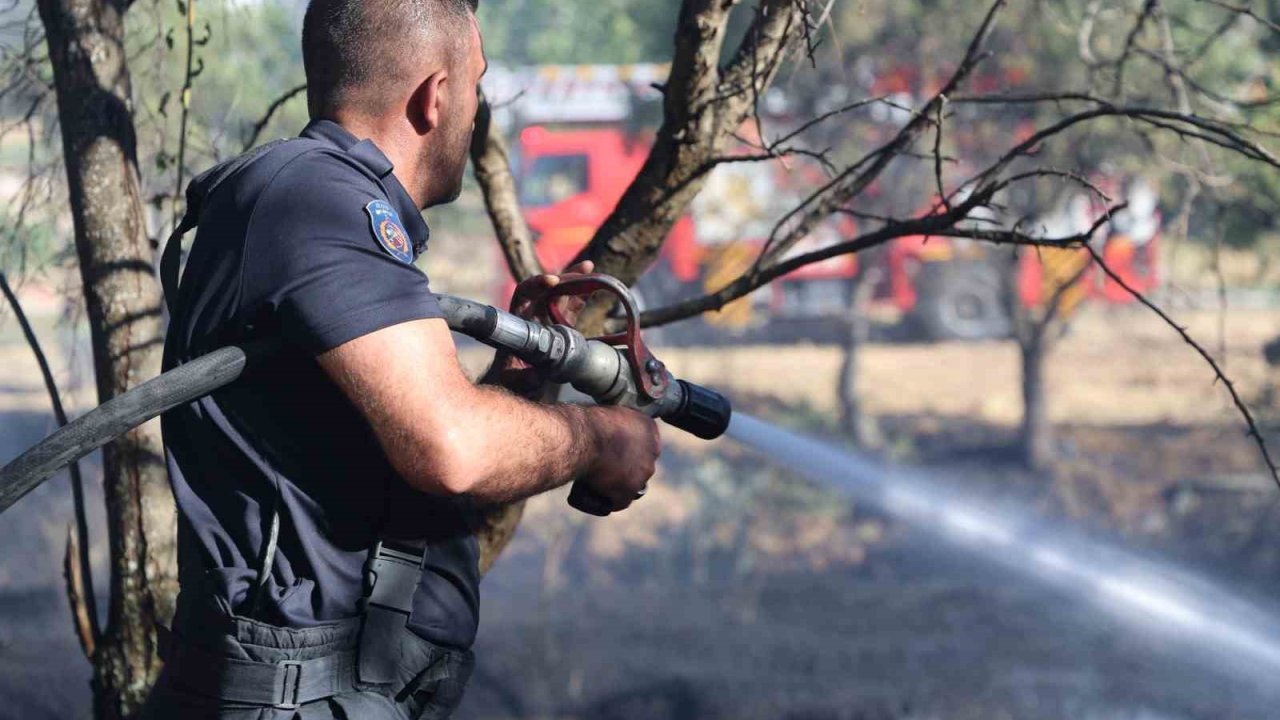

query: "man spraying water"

left=141, top=1, right=663, bottom=716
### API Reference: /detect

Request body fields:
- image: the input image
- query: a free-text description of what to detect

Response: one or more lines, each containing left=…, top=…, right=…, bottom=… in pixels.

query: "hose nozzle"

left=667, top=379, right=731, bottom=440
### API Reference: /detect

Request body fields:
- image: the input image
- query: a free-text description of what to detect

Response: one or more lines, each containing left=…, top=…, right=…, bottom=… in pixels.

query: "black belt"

left=157, top=624, right=359, bottom=710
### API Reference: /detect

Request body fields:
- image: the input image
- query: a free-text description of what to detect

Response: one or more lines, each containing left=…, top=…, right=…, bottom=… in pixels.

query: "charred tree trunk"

left=36, top=0, right=177, bottom=715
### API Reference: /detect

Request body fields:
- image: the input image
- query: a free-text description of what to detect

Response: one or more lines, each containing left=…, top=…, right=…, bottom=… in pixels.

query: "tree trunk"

left=838, top=266, right=882, bottom=449
left=36, top=0, right=177, bottom=715
left=1003, top=247, right=1054, bottom=471
left=1020, top=334, right=1053, bottom=470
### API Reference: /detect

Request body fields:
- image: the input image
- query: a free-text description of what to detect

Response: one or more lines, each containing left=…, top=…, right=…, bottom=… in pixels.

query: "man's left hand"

left=485, top=260, right=594, bottom=394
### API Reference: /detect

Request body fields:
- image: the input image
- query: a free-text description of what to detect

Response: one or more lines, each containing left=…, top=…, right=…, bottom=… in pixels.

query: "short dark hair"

left=302, top=0, right=476, bottom=118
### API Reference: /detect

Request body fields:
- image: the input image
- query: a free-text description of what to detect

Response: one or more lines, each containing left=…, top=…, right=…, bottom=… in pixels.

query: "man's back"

left=145, top=2, right=659, bottom=716
left=162, top=120, right=480, bottom=648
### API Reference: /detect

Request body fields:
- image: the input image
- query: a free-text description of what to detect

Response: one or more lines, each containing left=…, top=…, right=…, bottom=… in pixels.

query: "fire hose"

left=0, top=273, right=731, bottom=517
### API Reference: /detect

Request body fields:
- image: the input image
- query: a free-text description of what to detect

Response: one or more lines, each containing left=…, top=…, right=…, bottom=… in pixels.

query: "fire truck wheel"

left=911, top=260, right=1011, bottom=342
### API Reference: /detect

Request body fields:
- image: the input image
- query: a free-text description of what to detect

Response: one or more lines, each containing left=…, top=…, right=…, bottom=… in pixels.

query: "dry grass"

left=661, top=305, right=1279, bottom=429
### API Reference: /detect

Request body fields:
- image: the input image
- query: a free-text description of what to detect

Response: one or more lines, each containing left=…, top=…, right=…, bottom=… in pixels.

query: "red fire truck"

left=484, top=64, right=1162, bottom=343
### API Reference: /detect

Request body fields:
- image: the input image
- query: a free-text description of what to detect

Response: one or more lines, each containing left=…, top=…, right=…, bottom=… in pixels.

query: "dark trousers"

left=141, top=597, right=472, bottom=720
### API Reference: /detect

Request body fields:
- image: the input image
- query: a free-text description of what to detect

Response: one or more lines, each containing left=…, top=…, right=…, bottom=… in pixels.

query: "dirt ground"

left=658, top=306, right=1278, bottom=429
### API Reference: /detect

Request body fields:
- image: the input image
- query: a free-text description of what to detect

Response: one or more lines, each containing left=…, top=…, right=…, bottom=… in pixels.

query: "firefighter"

left=142, top=1, right=660, bottom=717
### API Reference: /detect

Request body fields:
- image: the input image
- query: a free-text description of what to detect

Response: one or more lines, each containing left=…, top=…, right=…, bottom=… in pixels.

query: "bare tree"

left=467, top=0, right=808, bottom=566
left=35, top=0, right=176, bottom=715
left=472, top=0, right=1280, bottom=493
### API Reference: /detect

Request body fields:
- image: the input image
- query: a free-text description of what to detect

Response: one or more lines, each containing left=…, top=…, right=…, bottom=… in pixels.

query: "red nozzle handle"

left=536, top=273, right=668, bottom=401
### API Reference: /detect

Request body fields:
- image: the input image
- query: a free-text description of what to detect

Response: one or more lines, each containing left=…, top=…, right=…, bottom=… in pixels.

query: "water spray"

left=727, top=413, right=1280, bottom=680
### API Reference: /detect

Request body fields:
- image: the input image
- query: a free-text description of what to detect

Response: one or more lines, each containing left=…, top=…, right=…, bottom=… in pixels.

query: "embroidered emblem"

left=365, top=200, right=413, bottom=264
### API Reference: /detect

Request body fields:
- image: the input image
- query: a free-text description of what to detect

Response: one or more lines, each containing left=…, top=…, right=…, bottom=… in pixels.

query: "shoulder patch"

left=365, top=200, right=414, bottom=264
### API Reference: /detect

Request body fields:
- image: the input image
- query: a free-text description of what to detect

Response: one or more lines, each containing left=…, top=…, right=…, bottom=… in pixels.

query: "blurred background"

left=3, top=0, right=1280, bottom=718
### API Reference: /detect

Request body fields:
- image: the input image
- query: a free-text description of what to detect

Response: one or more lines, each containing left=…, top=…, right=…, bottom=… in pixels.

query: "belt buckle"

left=274, top=659, right=303, bottom=710
left=366, top=542, right=425, bottom=615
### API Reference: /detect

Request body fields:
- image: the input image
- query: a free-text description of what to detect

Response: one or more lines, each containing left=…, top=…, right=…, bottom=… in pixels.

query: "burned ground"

left=2, top=303, right=1279, bottom=718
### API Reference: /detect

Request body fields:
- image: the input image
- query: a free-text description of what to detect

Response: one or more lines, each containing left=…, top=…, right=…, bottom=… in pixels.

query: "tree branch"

left=469, top=89, right=543, bottom=281
left=754, top=0, right=1007, bottom=269
left=64, top=524, right=97, bottom=658
left=241, top=82, right=306, bottom=152
left=466, top=89, right=547, bottom=574
left=640, top=196, right=1116, bottom=328
left=170, top=0, right=200, bottom=232
left=1194, top=0, right=1280, bottom=34
left=568, top=0, right=803, bottom=286
left=1084, top=244, right=1280, bottom=488
left=1112, top=0, right=1159, bottom=98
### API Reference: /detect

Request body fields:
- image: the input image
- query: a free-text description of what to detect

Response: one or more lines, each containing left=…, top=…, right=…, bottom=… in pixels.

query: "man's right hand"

left=582, top=406, right=662, bottom=512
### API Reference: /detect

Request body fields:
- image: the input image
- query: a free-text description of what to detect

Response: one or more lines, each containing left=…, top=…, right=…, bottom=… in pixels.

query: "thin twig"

left=170, top=0, right=200, bottom=233
left=1194, top=0, right=1280, bottom=33
left=641, top=201, right=1118, bottom=328
left=64, top=524, right=96, bottom=658
left=1112, top=0, right=1159, bottom=98
left=1085, top=245, right=1280, bottom=487
left=0, top=273, right=100, bottom=653
left=754, top=0, right=1007, bottom=269
left=933, top=97, right=949, bottom=211
left=242, top=82, right=307, bottom=152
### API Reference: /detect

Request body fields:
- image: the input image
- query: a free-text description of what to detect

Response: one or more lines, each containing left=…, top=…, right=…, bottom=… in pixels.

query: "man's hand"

left=509, top=259, right=593, bottom=323
left=581, top=406, right=661, bottom=512
left=486, top=260, right=593, bottom=394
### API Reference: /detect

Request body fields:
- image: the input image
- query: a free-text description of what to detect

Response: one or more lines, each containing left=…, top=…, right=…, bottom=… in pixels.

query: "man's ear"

left=410, top=69, right=448, bottom=135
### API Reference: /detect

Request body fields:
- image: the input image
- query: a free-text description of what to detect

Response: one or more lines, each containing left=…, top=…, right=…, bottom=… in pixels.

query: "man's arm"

left=318, top=317, right=658, bottom=509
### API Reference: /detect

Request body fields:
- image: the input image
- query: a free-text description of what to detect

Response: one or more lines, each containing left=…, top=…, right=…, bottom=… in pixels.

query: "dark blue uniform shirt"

left=161, top=119, right=480, bottom=649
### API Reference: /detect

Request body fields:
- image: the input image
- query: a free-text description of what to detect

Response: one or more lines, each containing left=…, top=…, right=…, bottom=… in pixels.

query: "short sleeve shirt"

left=161, top=120, right=480, bottom=649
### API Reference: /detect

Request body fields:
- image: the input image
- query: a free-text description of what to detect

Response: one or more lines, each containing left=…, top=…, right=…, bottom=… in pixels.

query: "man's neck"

left=328, top=112, right=428, bottom=209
